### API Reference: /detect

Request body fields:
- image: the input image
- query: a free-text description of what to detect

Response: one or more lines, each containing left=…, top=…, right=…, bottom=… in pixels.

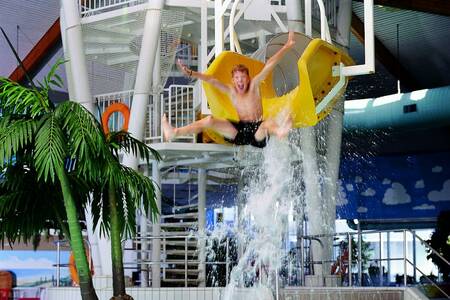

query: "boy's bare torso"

left=230, top=82, right=263, bottom=122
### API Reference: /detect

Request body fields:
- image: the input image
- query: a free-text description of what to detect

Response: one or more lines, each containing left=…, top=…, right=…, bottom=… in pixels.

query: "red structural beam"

left=9, top=18, right=61, bottom=83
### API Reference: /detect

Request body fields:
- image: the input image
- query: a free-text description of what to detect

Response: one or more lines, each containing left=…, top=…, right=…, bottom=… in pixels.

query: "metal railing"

left=294, top=229, right=450, bottom=298
left=78, top=0, right=147, bottom=17
left=51, top=227, right=449, bottom=298
left=53, top=239, right=92, bottom=287
left=92, top=84, right=196, bottom=144
left=123, top=235, right=234, bottom=287
left=160, top=84, right=196, bottom=143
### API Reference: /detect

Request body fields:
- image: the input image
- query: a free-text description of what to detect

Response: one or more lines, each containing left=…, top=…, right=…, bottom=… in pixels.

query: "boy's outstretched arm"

left=177, top=59, right=231, bottom=94
left=251, top=31, right=296, bottom=86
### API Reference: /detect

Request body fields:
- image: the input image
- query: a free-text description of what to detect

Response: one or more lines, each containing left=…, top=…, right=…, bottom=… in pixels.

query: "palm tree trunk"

left=57, top=167, right=98, bottom=300
left=109, top=183, right=133, bottom=300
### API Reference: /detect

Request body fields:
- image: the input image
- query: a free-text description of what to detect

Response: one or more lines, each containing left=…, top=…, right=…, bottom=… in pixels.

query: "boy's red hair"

left=231, top=64, right=249, bottom=76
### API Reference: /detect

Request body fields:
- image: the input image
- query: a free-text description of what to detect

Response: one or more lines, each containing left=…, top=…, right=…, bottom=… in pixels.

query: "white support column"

left=197, top=168, right=207, bottom=287
left=151, top=161, right=162, bottom=287
left=336, top=0, right=352, bottom=47
left=286, top=0, right=305, bottom=33
left=257, top=30, right=266, bottom=50
left=200, top=0, right=209, bottom=115
left=60, top=1, right=111, bottom=279
left=299, top=127, right=323, bottom=279
left=321, top=99, right=344, bottom=273
left=214, top=0, right=224, bottom=55
left=60, top=0, right=94, bottom=113
left=152, top=40, right=161, bottom=141
left=59, top=8, right=75, bottom=102
left=123, top=0, right=164, bottom=169
left=305, top=0, right=312, bottom=37
left=139, top=166, right=150, bottom=287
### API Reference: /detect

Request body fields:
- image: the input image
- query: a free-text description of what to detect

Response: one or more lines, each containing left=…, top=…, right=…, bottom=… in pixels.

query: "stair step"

left=160, top=231, right=196, bottom=237
left=166, top=249, right=198, bottom=255
left=173, top=203, right=198, bottom=211
left=161, top=222, right=198, bottom=228
left=163, top=240, right=198, bottom=246
left=162, top=278, right=200, bottom=283
left=164, top=268, right=200, bottom=274
left=164, top=260, right=200, bottom=265
left=161, top=212, right=198, bottom=219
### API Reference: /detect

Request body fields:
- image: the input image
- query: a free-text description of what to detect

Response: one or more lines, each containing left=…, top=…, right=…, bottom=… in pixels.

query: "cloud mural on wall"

left=0, top=256, right=54, bottom=269
left=357, top=206, right=368, bottom=213
left=382, top=178, right=391, bottom=185
left=432, top=166, right=443, bottom=173
left=346, top=184, right=354, bottom=191
left=383, top=182, right=411, bottom=205
left=361, top=188, right=376, bottom=197
left=428, top=179, right=450, bottom=202
left=415, top=180, right=425, bottom=189
left=412, top=204, right=436, bottom=210
left=355, top=176, right=363, bottom=183
left=337, top=180, right=348, bottom=206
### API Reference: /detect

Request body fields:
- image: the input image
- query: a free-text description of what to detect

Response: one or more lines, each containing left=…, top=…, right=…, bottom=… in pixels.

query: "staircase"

left=159, top=199, right=201, bottom=287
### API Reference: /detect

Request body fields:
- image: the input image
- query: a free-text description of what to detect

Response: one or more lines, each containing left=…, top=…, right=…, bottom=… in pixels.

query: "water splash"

left=218, top=138, right=300, bottom=299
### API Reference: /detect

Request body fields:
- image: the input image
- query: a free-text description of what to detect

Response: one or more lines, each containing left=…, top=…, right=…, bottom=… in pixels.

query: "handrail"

left=406, top=258, right=450, bottom=299
left=407, top=229, right=450, bottom=267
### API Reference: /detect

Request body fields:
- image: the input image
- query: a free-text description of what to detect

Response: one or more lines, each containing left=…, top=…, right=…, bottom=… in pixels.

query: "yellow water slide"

left=202, top=33, right=354, bottom=144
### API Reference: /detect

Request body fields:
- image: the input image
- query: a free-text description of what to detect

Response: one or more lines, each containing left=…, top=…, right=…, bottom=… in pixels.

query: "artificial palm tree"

left=1, top=62, right=162, bottom=300
left=91, top=130, right=160, bottom=300
left=0, top=61, right=105, bottom=300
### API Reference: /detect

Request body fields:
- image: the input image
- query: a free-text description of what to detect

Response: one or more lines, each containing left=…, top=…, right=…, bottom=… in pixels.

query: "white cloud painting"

left=383, top=182, right=411, bottom=205
left=361, top=188, right=376, bottom=197
left=428, top=179, right=450, bottom=202
left=415, top=180, right=425, bottom=189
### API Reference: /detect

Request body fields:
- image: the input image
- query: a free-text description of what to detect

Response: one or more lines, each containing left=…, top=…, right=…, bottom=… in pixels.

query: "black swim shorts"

left=225, top=120, right=267, bottom=148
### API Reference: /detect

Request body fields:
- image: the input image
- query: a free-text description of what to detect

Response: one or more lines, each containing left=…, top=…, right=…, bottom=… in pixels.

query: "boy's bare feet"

left=161, top=114, right=176, bottom=141
left=276, top=114, right=292, bottom=139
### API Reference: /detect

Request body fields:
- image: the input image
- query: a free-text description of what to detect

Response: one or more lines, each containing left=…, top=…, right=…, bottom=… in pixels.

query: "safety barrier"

left=78, top=0, right=147, bottom=17
left=92, top=84, right=196, bottom=144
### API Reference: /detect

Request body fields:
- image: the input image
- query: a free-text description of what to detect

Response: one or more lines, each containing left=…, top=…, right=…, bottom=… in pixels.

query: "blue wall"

left=337, top=151, right=450, bottom=220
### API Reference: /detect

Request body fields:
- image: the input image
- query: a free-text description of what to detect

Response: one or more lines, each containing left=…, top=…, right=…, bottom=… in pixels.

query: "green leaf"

left=34, top=114, right=66, bottom=182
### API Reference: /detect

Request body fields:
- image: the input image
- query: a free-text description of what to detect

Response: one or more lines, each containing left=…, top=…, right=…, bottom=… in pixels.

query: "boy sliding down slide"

left=162, top=31, right=296, bottom=148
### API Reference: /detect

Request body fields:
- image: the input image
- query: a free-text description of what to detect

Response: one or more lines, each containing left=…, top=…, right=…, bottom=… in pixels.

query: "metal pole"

left=226, top=238, right=230, bottom=284
left=214, top=0, right=224, bottom=55
left=151, top=161, right=162, bottom=287
left=56, top=241, right=61, bottom=287
left=413, top=230, right=417, bottom=282
left=379, top=232, right=383, bottom=286
left=140, top=167, right=149, bottom=287
left=387, top=231, right=391, bottom=284
left=348, top=233, right=352, bottom=287
left=185, top=237, right=188, bottom=287
left=198, top=168, right=207, bottom=287
left=300, top=236, right=305, bottom=286
left=275, top=268, right=279, bottom=300
left=357, top=223, right=362, bottom=286
left=403, top=230, right=407, bottom=286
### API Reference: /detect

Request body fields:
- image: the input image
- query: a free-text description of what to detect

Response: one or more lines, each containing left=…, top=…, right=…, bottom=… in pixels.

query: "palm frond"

left=34, top=114, right=67, bottom=182
left=106, top=130, right=161, bottom=163
left=0, top=77, right=50, bottom=116
left=0, top=116, right=37, bottom=167
left=0, top=162, right=67, bottom=246
left=55, top=101, right=106, bottom=179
